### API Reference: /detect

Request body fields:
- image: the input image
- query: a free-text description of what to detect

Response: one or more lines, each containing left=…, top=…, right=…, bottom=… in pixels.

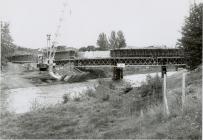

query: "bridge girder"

left=54, top=57, right=186, bottom=67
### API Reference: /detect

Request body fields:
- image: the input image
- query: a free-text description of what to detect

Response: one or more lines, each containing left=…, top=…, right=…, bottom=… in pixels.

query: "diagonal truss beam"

left=54, top=57, right=186, bottom=67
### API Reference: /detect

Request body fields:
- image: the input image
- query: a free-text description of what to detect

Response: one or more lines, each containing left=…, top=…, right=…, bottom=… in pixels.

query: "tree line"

left=79, top=30, right=126, bottom=51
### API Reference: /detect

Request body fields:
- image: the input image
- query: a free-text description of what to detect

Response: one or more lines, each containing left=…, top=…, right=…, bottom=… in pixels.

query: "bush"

left=62, top=94, right=70, bottom=104
left=85, top=88, right=96, bottom=98
left=140, top=74, right=162, bottom=99
left=73, top=96, right=81, bottom=102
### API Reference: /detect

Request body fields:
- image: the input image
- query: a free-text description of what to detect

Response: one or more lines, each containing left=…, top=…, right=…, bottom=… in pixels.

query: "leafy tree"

left=109, top=31, right=118, bottom=49
left=109, top=30, right=127, bottom=49
left=1, top=22, right=15, bottom=66
left=117, top=30, right=126, bottom=49
left=177, top=3, right=202, bottom=70
left=96, top=33, right=109, bottom=50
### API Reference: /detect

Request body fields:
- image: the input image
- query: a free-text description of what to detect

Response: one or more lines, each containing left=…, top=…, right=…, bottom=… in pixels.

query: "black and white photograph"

left=0, top=0, right=202, bottom=139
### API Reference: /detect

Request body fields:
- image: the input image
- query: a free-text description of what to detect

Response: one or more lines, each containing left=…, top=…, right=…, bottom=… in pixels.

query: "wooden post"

left=182, top=73, right=186, bottom=111
left=140, top=109, right=144, bottom=118
left=163, top=74, right=170, bottom=115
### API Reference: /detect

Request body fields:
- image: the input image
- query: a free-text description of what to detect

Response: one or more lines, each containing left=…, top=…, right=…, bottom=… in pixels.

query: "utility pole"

left=46, top=34, right=51, bottom=62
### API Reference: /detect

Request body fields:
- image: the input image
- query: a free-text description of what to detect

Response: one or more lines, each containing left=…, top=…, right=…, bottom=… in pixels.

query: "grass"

left=0, top=67, right=202, bottom=139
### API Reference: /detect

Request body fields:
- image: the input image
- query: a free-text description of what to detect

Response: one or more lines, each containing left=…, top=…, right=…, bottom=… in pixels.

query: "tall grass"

left=0, top=69, right=201, bottom=139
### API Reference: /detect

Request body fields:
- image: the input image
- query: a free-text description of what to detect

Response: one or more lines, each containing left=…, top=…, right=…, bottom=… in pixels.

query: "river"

left=0, top=63, right=177, bottom=114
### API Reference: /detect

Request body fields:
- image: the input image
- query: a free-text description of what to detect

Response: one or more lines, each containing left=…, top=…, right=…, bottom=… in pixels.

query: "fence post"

left=140, top=109, right=144, bottom=118
left=182, top=73, right=186, bottom=111
left=163, top=74, right=170, bottom=115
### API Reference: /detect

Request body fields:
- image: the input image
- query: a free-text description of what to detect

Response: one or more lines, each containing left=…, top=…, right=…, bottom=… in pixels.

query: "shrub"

left=62, top=94, right=70, bottom=104
left=30, top=99, right=42, bottom=111
left=137, top=74, right=162, bottom=100
left=73, top=96, right=81, bottom=102
left=85, top=88, right=96, bottom=98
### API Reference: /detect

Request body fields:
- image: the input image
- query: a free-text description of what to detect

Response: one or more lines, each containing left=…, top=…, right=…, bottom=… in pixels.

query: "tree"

left=86, top=45, right=96, bottom=51
left=109, top=30, right=127, bottom=49
left=1, top=22, right=15, bottom=66
left=109, top=31, right=118, bottom=49
left=97, top=33, right=109, bottom=50
left=117, top=30, right=126, bottom=49
left=177, top=3, right=202, bottom=70
left=1, top=22, right=14, bottom=45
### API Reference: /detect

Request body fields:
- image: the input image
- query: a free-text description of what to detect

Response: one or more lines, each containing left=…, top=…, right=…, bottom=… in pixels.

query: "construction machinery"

left=37, top=1, right=71, bottom=80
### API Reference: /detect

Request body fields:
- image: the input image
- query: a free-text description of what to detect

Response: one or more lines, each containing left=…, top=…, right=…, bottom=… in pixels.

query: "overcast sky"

left=0, top=0, right=201, bottom=49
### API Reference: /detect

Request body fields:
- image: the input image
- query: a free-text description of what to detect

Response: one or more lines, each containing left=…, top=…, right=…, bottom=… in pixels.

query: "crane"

left=37, top=0, right=71, bottom=80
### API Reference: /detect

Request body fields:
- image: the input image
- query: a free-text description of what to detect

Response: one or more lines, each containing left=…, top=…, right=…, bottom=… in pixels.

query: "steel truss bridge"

left=7, top=49, right=186, bottom=80
left=54, top=57, right=185, bottom=67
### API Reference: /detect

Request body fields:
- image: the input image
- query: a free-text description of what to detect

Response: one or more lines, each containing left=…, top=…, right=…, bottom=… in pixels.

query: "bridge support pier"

left=161, top=66, right=167, bottom=78
left=112, top=67, right=123, bottom=80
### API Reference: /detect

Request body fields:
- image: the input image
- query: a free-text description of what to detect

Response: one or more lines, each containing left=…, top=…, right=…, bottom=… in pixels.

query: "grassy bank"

left=0, top=67, right=201, bottom=139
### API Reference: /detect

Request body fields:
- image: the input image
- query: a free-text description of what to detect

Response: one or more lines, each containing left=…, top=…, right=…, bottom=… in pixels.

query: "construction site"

left=0, top=0, right=202, bottom=139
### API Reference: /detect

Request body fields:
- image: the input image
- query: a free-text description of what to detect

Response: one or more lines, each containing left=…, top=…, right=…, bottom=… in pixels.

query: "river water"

left=1, top=81, right=97, bottom=114
left=1, top=67, right=176, bottom=114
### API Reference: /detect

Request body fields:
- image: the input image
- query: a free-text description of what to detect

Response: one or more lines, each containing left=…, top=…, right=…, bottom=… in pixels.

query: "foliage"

left=109, top=30, right=126, bottom=49
left=137, top=74, right=162, bottom=98
left=85, top=88, right=96, bottom=98
left=117, top=30, right=126, bottom=49
left=1, top=70, right=201, bottom=139
left=177, top=3, right=202, bottom=70
left=1, top=22, right=37, bottom=67
left=109, top=31, right=118, bottom=49
left=62, top=94, right=70, bottom=104
left=1, top=22, right=15, bottom=66
left=96, top=33, right=109, bottom=50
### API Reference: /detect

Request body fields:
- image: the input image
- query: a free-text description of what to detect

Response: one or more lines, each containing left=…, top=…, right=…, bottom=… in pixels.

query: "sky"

left=0, top=0, right=201, bottom=49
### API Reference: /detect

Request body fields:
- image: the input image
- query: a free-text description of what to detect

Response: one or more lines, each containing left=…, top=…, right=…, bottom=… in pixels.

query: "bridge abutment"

left=161, top=66, right=167, bottom=78
left=112, top=67, right=123, bottom=80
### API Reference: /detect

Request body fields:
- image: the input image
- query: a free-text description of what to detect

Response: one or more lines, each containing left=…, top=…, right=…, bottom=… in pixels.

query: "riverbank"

left=0, top=63, right=177, bottom=114
left=0, top=65, right=201, bottom=139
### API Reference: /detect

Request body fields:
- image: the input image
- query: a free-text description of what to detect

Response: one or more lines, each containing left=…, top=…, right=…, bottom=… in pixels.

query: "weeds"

left=1, top=69, right=201, bottom=139
left=85, top=88, right=96, bottom=98
left=73, top=96, right=81, bottom=102
left=62, top=94, right=70, bottom=104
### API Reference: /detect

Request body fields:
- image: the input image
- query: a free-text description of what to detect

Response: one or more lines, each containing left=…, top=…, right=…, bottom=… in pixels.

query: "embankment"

left=0, top=66, right=201, bottom=139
